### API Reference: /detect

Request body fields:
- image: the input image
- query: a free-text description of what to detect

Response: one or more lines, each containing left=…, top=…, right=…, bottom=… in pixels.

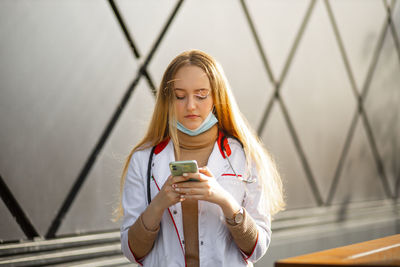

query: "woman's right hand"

left=141, top=175, right=188, bottom=231
left=151, top=175, right=188, bottom=211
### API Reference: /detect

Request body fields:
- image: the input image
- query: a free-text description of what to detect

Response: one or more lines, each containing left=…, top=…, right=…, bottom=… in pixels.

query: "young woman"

left=116, top=50, right=284, bottom=266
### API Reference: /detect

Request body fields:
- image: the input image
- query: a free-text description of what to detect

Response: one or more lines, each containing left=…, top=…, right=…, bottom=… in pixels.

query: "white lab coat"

left=120, top=136, right=271, bottom=267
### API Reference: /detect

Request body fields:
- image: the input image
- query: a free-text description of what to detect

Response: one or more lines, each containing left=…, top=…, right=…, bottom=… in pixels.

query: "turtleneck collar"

left=177, top=124, right=218, bottom=150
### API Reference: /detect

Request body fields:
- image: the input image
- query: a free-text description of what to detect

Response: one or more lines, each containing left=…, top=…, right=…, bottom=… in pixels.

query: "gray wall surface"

left=0, top=0, right=399, bottom=253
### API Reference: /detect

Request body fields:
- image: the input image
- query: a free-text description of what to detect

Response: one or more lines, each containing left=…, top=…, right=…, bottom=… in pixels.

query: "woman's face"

left=173, top=65, right=214, bottom=130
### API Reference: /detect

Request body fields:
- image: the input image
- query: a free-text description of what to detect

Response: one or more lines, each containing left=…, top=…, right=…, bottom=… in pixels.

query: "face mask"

left=177, top=111, right=218, bottom=136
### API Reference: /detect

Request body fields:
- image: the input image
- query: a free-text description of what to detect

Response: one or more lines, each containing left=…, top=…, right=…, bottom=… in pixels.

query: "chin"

left=184, top=123, right=201, bottom=130
left=187, top=125, right=200, bottom=130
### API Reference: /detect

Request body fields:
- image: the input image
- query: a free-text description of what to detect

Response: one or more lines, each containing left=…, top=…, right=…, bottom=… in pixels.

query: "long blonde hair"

left=114, top=49, right=285, bottom=220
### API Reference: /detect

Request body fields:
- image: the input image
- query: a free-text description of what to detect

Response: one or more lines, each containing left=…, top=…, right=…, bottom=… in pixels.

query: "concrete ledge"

left=0, top=243, right=122, bottom=266
left=257, top=200, right=400, bottom=267
left=0, top=200, right=398, bottom=266
left=0, top=231, right=120, bottom=257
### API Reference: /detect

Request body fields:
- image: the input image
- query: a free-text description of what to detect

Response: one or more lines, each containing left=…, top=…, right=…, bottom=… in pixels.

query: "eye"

left=195, top=95, right=208, bottom=100
left=174, top=93, right=185, bottom=100
left=194, top=89, right=210, bottom=100
left=173, top=89, right=186, bottom=100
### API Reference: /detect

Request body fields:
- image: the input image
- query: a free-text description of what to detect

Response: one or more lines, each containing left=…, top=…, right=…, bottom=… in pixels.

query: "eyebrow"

left=173, top=88, right=210, bottom=92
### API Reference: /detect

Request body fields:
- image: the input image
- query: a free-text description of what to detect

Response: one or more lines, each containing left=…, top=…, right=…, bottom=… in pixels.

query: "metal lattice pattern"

left=0, top=0, right=399, bottom=241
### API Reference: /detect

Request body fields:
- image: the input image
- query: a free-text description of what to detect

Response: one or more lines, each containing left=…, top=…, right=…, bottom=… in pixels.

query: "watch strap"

left=226, top=207, right=244, bottom=226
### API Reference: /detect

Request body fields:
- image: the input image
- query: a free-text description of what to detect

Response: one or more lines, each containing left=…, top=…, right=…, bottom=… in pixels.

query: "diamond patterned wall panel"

left=395, top=3, right=400, bottom=39
left=58, top=79, right=155, bottom=235
left=0, top=0, right=399, bottom=241
left=116, top=0, right=177, bottom=56
left=0, top=0, right=136, bottom=238
left=279, top=1, right=357, bottom=202
left=245, top=0, right=311, bottom=77
left=262, top=106, right=317, bottom=209
left=364, top=31, right=400, bottom=195
left=330, top=0, right=387, bottom=89
left=331, top=121, right=387, bottom=204
left=0, top=200, right=25, bottom=242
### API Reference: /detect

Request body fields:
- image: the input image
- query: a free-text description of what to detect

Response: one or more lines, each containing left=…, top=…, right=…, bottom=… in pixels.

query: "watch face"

left=235, top=212, right=244, bottom=224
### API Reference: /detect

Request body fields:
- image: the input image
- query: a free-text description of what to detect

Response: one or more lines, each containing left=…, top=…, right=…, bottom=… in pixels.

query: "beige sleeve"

left=226, top=208, right=258, bottom=256
left=128, top=213, right=160, bottom=260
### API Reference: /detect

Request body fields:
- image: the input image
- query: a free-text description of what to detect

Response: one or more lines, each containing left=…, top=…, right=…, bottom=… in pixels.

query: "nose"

left=186, top=95, right=196, bottom=111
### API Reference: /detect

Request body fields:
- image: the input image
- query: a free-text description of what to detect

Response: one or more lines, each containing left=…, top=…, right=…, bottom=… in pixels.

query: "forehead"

left=173, top=65, right=210, bottom=89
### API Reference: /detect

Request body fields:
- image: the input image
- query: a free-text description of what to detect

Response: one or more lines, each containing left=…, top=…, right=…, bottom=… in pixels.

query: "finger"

left=182, top=172, right=201, bottom=179
left=169, top=174, right=191, bottom=182
left=199, top=167, right=213, bottom=177
left=170, top=191, right=185, bottom=203
left=175, top=180, right=206, bottom=188
left=166, top=175, right=175, bottom=185
left=170, top=175, right=191, bottom=184
left=173, top=187, right=205, bottom=195
left=182, top=172, right=210, bottom=182
left=171, top=191, right=185, bottom=202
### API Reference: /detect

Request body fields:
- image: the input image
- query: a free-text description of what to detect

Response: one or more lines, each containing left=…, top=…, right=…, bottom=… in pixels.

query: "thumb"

left=199, top=166, right=213, bottom=177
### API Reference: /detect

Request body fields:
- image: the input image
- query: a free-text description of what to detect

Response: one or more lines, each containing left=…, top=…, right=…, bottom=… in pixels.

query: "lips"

left=185, top=115, right=199, bottom=119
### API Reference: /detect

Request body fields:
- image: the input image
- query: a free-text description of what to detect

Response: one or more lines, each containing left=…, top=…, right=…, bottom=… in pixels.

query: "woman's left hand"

left=173, top=167, right=240, bottom=217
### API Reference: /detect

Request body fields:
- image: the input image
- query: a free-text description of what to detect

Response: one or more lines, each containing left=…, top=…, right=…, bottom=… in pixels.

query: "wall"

left=0, top=0, right=399, bottom=255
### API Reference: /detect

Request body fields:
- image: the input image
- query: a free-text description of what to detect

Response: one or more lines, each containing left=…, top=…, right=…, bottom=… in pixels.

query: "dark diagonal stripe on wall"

left=326, top=0, right=396, bottom=204
left=46, top=0, right=185, bottom=238
left=256, top=0, right=317, bottom=136
left=0, top=175, right=39, bottom=239
left=384, top=0, right=400, bottom=64
left=240, top=0, right=276, bottom=85
left=241, top=0, right=323, bottom=205
left=108, top=0, right=157, bottom=96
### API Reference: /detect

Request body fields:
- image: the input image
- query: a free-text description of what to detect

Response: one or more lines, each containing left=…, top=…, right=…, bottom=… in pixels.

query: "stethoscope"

left=219, top=135, right=257, bottom=184
left=146, top=135, right=256, bottom=205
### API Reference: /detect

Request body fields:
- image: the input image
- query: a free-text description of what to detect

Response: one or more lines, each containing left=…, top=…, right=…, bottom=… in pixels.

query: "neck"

left=177, top=124, right=218, bottom=150
left=176, top=124, right=218, bottom=166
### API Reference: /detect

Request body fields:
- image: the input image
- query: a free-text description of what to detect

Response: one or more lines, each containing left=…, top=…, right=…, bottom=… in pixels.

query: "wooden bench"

left=275, top=234, right=400, bottom=267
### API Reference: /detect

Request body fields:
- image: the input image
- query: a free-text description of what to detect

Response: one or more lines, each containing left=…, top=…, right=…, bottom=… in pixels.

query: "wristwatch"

left=226, top=207, right=244, bottom=225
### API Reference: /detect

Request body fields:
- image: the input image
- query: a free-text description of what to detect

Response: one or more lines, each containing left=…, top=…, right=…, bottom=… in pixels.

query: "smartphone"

left=169, top=160, right=199, bottom=181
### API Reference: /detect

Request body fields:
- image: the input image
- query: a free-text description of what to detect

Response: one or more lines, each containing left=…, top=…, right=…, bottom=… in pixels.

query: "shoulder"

left=225, top=136, right=244, bottom=154
left=226, top=137, right=243, bottom=150
left=129, top=145, right=153, bottom=173
left=129, top=138, right=172, bottom=168
left=225, top=136, right=246, bottom=164
left=131, top=145, right=153, bottom=160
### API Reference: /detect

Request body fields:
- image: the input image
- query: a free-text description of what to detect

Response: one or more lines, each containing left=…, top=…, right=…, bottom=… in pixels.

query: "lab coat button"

left=173, top=210, right=177, bottom=215
left=200, top=241, right=204, bottom=245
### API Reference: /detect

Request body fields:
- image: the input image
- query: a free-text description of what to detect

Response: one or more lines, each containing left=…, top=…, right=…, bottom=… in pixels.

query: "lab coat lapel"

left=151, top=140, right=185, bottom=252
left=207, top=141, right=229, bottom=180
left=152, top=140, right=175, bottom=188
